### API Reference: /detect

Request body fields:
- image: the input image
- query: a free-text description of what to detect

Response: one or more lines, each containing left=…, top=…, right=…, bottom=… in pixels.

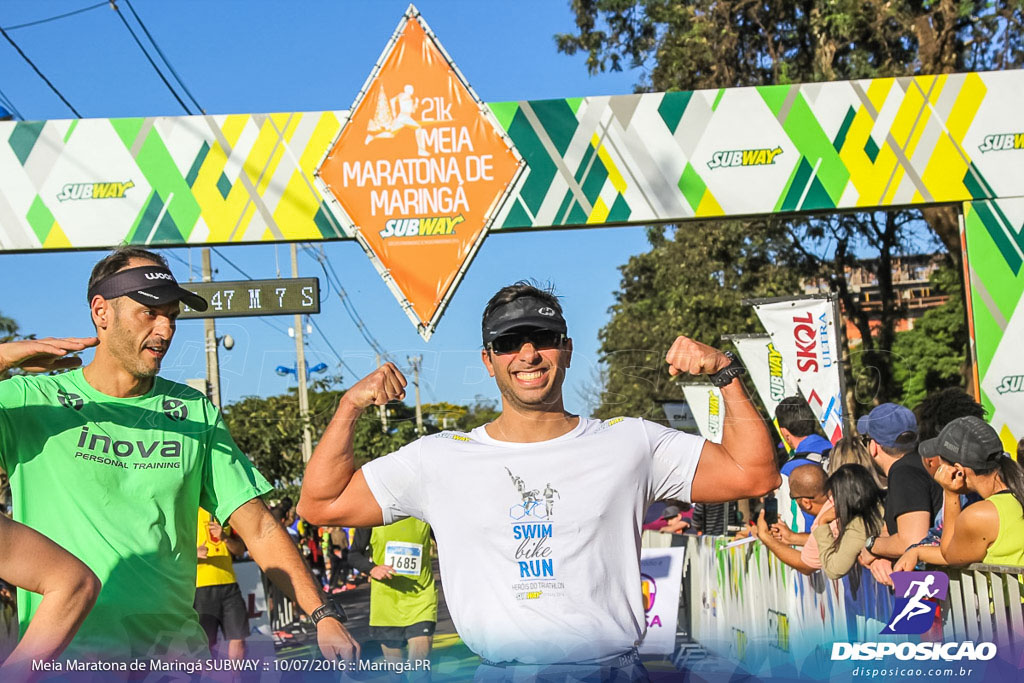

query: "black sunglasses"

left=488, top=330, right=566, bottom=355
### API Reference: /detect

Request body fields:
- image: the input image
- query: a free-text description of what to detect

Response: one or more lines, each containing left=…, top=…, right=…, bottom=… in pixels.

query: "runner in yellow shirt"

left=195, top=508, right=248, bottom=661
left=349, top=518, right=437, bottom=668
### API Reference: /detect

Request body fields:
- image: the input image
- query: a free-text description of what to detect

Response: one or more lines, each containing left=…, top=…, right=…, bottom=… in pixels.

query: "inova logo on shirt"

left=75, top=425, right=182, bottom=459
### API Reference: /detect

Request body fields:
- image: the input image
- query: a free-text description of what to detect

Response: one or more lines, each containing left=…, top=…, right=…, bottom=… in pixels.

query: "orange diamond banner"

left=316, top=8, right=522, bottom=340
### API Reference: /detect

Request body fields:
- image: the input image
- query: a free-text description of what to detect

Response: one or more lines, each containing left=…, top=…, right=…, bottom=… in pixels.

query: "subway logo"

left=708, top=147, right=783, bottom=169
left=379, top=214, right=464, bottom=238
left=57, top=180, right=135, bottom=201
left=978, top=133, right=1024, bottom=153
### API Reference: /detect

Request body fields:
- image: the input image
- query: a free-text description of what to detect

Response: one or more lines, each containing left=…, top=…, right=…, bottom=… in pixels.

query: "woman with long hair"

left=813, top=464, right=885, bottom=579
left=828, top=436, right=887, bottom=490
left=924, top=417, right=1024, bottom=567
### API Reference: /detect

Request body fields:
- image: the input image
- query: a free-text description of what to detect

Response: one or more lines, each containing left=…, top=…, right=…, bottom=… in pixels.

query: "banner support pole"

left=831, top=290, right=851, bottom=437
left=959, top=204, right=981, bottom=403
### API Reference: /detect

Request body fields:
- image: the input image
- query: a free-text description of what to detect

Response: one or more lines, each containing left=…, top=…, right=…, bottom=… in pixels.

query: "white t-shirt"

left=361, top=416, right=705, bottom=664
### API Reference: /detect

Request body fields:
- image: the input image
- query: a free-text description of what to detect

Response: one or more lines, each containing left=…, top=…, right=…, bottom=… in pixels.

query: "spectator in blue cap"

left=856, top=403, right=942, bottom=586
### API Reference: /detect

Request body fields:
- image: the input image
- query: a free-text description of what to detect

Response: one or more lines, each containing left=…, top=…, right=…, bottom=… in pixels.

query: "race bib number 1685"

left=384, top=541, right=422, bottom=576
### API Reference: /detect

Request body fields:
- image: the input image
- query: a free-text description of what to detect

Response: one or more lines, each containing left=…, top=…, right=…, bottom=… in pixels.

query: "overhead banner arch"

left=0, top=6, right=1021, bottom=438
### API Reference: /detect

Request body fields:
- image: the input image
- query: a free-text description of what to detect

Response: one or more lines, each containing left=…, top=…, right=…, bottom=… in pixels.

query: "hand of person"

left=770, top=522, right=796, bottom=545
left=818, top=507, right=837, bottom=525
left=858, top=547, right=877, bottom=567
left=339, top=363, right=407, bottom=410
left=207, top=520, right=223, bottom=542
left=369, top=564, right=395, bottom=581
left=869, top=557, right=894, bottom=587
left=316, top=617, right=360, bottom=661
left=732, top=525, right=753, bottom=541
left=0, top=337, right=98, bottom=374
left=665, top=336, right=731, bottom=377
left=893, top=547, right=919, bottom=573
left=934, top=463, right=969, bottom=495
left=196, top=544, right=208, bottom=559
left=755, top=509, right=772, bottom=543
left=664, top=518, right=690, bottom=534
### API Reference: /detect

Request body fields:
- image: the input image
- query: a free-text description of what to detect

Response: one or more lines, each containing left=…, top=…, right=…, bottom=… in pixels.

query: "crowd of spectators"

left=732, top=387, right=1024, bottom=589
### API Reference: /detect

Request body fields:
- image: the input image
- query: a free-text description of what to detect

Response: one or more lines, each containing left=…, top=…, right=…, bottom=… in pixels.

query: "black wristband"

left=709, top=351, right=746, bottom=388
left=311, top=600, right=347, bottom=625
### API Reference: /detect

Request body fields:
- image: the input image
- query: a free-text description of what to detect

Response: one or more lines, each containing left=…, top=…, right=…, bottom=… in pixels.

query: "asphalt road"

left=276, top=557, right=477, bottom=675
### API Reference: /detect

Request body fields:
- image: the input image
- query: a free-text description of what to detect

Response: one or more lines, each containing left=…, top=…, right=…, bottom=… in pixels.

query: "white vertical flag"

left=680, top=383, right=724, bottom=444
left=729, top=334, right=799, bottom=418
left=752, top=296, right=844, bottom=443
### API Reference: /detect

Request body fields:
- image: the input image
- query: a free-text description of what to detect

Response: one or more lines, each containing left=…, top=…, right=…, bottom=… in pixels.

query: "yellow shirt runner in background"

left=197, top=508, right=237, bottom=588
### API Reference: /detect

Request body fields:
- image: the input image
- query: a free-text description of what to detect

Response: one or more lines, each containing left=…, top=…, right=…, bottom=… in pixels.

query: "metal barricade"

left=657, top=533, right=1024, bottom=676
left=264, top=574, right=299, bottom=634
left=942, top=564, right=1024, bottom=662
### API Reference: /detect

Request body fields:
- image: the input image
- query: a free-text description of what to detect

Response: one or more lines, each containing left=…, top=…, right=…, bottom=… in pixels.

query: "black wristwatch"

left=311, top=600, right=347, bottom=626
left=709, top=352, right=746, bottom=388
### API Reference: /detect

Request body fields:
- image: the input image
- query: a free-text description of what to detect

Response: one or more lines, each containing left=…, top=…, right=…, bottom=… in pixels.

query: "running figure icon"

left=364, top=84, right=430, bottom=156
left=887, top=574, right=939, bottom=630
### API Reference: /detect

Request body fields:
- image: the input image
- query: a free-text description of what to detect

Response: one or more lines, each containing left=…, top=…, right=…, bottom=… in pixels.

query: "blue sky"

left=0, top=1, right=651, bottom=414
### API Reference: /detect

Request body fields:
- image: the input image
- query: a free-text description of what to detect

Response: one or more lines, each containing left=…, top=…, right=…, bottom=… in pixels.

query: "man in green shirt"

left=0, top=247, right=358, bottom=663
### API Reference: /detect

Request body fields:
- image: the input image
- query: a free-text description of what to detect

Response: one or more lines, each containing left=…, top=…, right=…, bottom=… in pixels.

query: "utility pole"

left=376, top=354, right=388, bottom=433
left=292, top=244, right=313, bottom=463
left=202, top=248, right=221, bottom=409
left=408, top=355, right=423, bottom=435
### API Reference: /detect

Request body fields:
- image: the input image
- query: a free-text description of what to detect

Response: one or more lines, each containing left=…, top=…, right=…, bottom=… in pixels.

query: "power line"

left=210, top=247, right=253, bottom=280
left=0, top=27, right=81, bottom=117
left=163, top=249, right=198, bottom=280
left=1, top=2, right=107, bottom=31
left=302, top=245, right=394, bottom=363
left=110, top=3, right=192, bottom=114
left=122, top=0, right=204, bottom=113
left=307, top=315, right=359, bottom=379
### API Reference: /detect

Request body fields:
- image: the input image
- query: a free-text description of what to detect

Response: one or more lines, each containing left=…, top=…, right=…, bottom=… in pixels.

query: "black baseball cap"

left=919, top=416, right=1006, bottom=470
left=87, top=265, right=208, bottom=312
left=482, top=295, right=567, bottom=345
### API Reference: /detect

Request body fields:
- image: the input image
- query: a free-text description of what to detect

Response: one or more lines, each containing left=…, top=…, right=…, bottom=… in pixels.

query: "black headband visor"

left=482, top=295, right=567, bottom=345
left=88, top=265, right=208, bottom=312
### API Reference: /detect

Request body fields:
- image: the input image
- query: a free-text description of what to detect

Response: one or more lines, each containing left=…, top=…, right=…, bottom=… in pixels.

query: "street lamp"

left=275, top=361, right=328, bottom=378
left=205, top=333, right=234, bottom=408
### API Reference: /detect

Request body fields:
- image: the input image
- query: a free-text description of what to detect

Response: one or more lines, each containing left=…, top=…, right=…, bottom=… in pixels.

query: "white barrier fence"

left=942, top=563, right=1024, bottom=661
left=644, top=532, right=1024, bottom=677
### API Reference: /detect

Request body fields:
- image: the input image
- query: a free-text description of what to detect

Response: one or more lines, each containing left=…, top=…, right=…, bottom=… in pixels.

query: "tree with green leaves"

left=890, top=266, right=968, bottom=408
left=222, top=388, right=421, bottom=495
left=0, top=313, right=15, bottom=340
left=558, top=0, right=1022, bottom=413
left=594, top=221, right=804, bottom=420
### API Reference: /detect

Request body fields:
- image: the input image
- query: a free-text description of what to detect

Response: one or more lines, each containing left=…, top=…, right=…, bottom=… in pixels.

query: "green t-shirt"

left=0, top=369, right=271, bottom=660
left=369, top=518, right=438, bottom=627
